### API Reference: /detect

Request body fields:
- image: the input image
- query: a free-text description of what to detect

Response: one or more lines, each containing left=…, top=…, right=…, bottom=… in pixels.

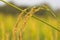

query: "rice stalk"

left=32, top=15, right=60, bottom=32
left=41, top=4, right=60, bottom=25
left=0, top=0, right=30, bottom=12
left=41, top=4, right=56, bottom=17
left=1, top=0, right=22, bottom=11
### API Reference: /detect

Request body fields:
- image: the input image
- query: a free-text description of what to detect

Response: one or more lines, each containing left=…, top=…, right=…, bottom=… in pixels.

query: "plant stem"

left=1, top=0, right=22, bottom=11
left=32, top=15, right=60, bottom=32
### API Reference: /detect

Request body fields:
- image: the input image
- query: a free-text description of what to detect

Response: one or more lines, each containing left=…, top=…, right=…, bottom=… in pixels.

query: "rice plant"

left=0, top=0, right=60, bottom=40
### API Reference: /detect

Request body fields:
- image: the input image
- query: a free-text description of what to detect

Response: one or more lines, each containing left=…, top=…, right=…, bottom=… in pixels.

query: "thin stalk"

left=1, top=0, right=22, bottom=11
left=32, top=15, right=60, bottom=32
left=1, top=0, right=30, bottom=12
left=41, top=4, right=56, bottom=18
left=42, top=5, right=60, bottom=24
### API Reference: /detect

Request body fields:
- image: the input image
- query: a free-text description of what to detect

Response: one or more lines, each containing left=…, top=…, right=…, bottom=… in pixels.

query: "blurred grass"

left=0, top=12, right=60, bottom=40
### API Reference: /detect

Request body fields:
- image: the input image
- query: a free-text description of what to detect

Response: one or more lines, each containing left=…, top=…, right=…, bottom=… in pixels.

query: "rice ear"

left=12, top=9, right=28, bottom=40
left=19, top=7, right=42, bottom=40
left=19, top=7, right=36, bottom=40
